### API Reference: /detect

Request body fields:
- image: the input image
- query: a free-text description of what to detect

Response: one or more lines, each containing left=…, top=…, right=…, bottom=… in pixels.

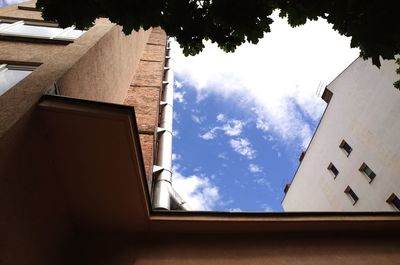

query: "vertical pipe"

left=152, top=39, right=190, bottom=211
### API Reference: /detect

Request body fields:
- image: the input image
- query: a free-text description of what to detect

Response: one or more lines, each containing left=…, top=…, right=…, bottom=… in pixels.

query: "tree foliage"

left=36, top=0, right=400, bottom=88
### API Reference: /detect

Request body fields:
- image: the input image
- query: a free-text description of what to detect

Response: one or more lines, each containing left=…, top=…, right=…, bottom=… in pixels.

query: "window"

left=344, top=186, right=359, bottom=205
left=359, top=163, right=376, bottom=183
left=339, top=140, right=352, bottom=156
left=0, top=64, right=35, bottom=96
left=327, top=162, right=339, bottom=178
left=18, top=6, right=42, bottom=12
left=0, top=20, right=84, bottom=41
left=386, top=193, right=400, bottom=211
left=299, top=151, right=306, bottom=162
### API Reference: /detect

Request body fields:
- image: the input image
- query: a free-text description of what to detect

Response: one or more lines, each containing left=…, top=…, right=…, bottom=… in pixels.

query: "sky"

left=0, top=0, right=25, bottom=7
left=170, top=13, right=359, bottom=212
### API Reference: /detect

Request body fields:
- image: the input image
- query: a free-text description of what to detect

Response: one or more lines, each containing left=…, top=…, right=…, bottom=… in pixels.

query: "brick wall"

left=124, top=28, right=167, bottom=187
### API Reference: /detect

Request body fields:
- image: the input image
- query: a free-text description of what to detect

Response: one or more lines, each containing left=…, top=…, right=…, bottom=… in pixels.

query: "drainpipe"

left=152, top=38, right=190, bottom=211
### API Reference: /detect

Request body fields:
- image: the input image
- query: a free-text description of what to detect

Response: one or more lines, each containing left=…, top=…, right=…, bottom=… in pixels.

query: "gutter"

left=152, top=38, right=190, bottom=211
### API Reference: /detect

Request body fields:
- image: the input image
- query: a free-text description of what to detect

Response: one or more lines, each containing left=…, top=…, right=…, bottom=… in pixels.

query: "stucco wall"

left=0, top=40, right=64, bottom=64
left=283, top=58, right=400, bottom=211
left=0, top=1, right=64, bottom=64
left=0, top=8, right=43, bottom=21
left=57, top=25, right=150, bottom=104
left=63, top=232, right=400, bottom=265
left=0, top=0, right=41, bottom=20
left=0, top=112, right=72, bottom=265
left=0, top=4, right=113, bottom=264
left=0, top=20, right=150, bottom=138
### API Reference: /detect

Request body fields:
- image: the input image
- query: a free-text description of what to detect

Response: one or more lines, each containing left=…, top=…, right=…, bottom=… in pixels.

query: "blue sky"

left=0, top=0, right=24, bottom=7
left=171, top=82, right=313, bottom=212
left=170, top=13, right=359, bottom=212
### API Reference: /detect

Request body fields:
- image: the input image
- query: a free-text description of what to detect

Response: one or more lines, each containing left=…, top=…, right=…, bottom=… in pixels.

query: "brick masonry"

left=142, top=44, right=166, bottom=62
left=125, top=86, right=160, bottom=132
left=147, top=31, right=167, bottom=46
left=131, top=60, right=165, bottom=87
left=139, top=134, right=155, bottom=185
left=124, top=28, right=166, bottom=184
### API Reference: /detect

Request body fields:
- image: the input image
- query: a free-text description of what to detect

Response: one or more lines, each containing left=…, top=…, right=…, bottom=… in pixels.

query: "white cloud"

left=265, top=135, right=275, bottom=142
left=0, top=0, right=26, bottom=7
left=173, top=129, right=180, bottom=139
left=261, top=204, right=274, bottom=212
left=172, top=167, right=220, bottom=211
left=230, top=138, right=256, bottom=159
left=173, top=111, right=180, bottom=123
left=174, top=80, right=183, bottom=89
left=249, top=163, right=263, bottom=173
left=193, top=167, right=202, bottom=172
left=199, top=128, right=218, bottom=140
left=299, top=123, right=313, bottom=149
left=171, top=12, right=359, bottom=148
left=218, top=198, right=234, bottom=207
left=216, top=113, right=225, bottom=121
left=172, top=153, right=181, bottom=161
left=217, top=152, right=228, bottom=160
left=221, top=119, right=244, bottom=136
left=255, top=115, right=270, bottom=132
left=227, top=208, right=242, bottom=212
left=174, top=91, right=185, bottom=103
left=199, top=119, right=245, bottom=140
left=254, top=178, right=273, bottom=192
left=191, top=114, right=205, bottom=124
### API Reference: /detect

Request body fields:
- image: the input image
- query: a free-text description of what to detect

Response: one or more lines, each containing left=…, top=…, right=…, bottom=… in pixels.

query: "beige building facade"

left=283, top=58, right=400, bottom=211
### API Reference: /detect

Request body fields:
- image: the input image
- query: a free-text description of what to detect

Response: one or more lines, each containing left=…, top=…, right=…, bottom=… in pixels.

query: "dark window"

left=18, top=6, right=42, bottom=12
left=328, top=163, right=339, bottom=178
left=386, top=193, right=400, bottom=211
left=321, top=88, right=333, bottom=104
left=299, top=151, right=306, bottom=162
left=344, top=186, right=359, bottom=205
left=359, top=163, right=376, bottom=183
left=339, top=140, right=352, bottom=156
left=283, top=183, right=291, bottom=194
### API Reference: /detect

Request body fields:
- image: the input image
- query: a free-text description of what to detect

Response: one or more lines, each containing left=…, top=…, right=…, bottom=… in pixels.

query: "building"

left=0, top=0, right=188, bottom=211
left=282, top=58, right=400, bottom=211
left=1, top=2, right=400, bottom=265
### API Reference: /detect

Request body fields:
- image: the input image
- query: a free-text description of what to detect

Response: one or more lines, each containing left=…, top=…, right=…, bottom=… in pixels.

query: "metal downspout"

left=152, top=39, right=190, bottom=211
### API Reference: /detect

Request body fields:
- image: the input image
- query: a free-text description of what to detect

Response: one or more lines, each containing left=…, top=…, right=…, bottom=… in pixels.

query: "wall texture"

left=0, top=0, right=42, bottom=21
left=63, top=231, right=400, bottom=265
left=58, top=25, right=150, bottom=104
left=124, top=28, right=167, bottom=183
left=0, top=111, right=72, bottom=265
left=283, top=58, right=400, bottom=211
left=0, top=2, right=156, bottom=264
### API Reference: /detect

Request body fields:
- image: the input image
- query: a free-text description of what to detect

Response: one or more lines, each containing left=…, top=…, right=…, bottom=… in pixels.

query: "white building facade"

left=282, top=58, right=400, bottom=211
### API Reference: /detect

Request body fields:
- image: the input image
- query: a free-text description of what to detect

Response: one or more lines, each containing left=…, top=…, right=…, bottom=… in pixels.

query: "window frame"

left=339, top=139, right=352, bottom=156
left=0, top=19, right=84, bottom=41
left=0, top=63, right=36, bottom=96
left=386, top=193, right=400, bottom=211
left=344, top=186, right=359, bottom=205
left=327, top=162, right=339, bottom=179
left=359, top=163, right=376, bottom=183
left=18, top=5, right=42, bottom=12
